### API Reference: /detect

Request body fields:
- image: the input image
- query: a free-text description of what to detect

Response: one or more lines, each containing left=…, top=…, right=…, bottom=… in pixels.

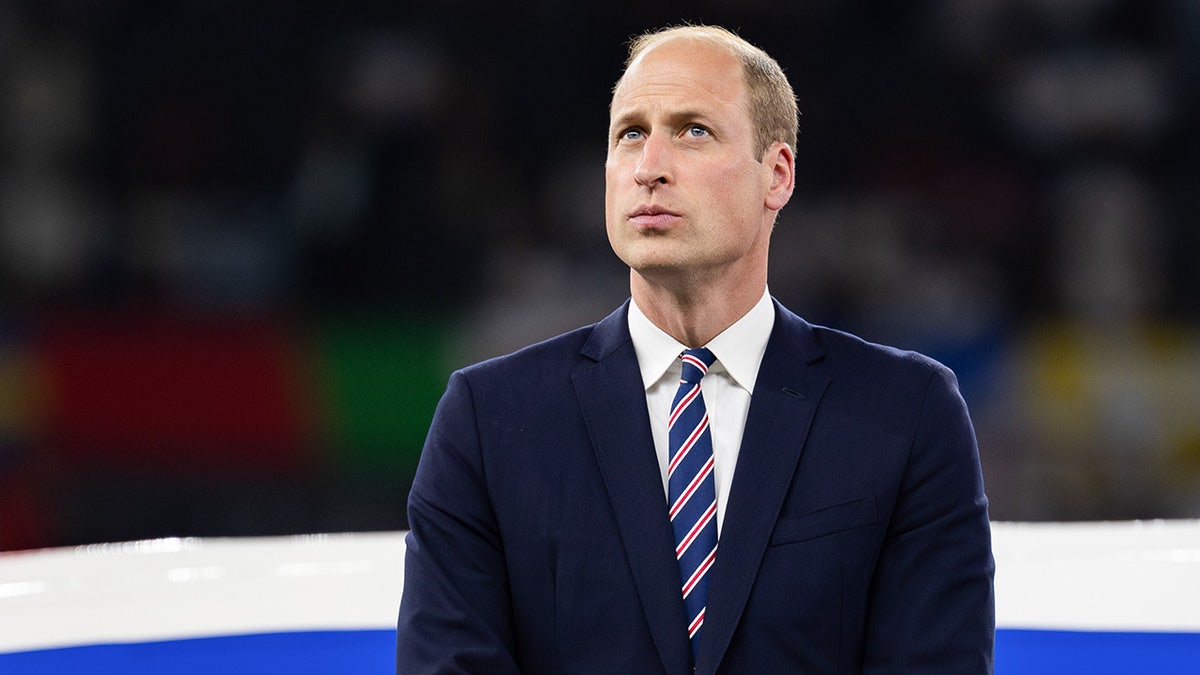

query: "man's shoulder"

left=774, top=303, right=949, bottom=382
left=465, top=324, right=597, bottom=374
left=777, top=310, right=965, bottom=426
left=456, top=303, right=630, bottom=383
left=818, top=324, right=944, bottom=373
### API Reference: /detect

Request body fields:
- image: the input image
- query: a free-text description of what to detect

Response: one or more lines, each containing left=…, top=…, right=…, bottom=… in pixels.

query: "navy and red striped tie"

left=668, top=347, right=719, bottom=663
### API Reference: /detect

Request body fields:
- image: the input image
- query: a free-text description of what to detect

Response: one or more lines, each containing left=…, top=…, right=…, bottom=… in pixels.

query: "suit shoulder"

left=455, top=302, right=628, bottom=383
left=798, top=322, right=970, bottom=436
left=773, top=301, right=946, bottom=378
left=809, top=323, right=952, bottom=384
left=456, top=322, right=599, bottom=384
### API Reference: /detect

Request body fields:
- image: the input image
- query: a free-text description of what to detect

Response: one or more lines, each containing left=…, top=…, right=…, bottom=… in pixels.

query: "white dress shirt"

left=627, top=288, right=775, bottom=536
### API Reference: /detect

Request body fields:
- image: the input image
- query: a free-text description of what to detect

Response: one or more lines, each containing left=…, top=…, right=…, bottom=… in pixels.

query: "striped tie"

left=668, top=347, right=719, bottom=663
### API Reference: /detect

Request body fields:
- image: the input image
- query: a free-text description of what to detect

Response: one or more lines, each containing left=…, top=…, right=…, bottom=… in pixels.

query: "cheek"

left=705, top=169, right=755, bottom=213
left=604, top=186, right=619, bottom=229
left=705, top=171, right=767, bottom=242
left=604, top=163, right=624, bottom=204
left=604, top=152, right=627, bottom=183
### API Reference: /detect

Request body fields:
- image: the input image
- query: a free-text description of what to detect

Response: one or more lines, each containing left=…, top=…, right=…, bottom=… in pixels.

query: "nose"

left=633, top=136, right=671, bottom=187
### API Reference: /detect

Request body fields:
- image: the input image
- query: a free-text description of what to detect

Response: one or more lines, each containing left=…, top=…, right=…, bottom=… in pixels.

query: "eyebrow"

left=609, top=108, right=715, bottom=136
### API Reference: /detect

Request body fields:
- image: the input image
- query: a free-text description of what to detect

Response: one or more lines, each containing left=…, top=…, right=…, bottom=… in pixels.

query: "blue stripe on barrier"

left=0, top=630, right=395, bottom=674
left=1, top=628, right=1198, bottom=673
left=997, top=629, right=1200, bottom=674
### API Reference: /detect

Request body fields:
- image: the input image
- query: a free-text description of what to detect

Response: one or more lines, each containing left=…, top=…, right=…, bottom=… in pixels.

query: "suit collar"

left=579, top=300, right=633, bottom=363
left=627, top=289, right=775, bottom=395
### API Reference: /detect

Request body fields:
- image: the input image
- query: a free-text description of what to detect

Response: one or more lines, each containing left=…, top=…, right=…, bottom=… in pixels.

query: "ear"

left=763, top=141, right=795, bottom=212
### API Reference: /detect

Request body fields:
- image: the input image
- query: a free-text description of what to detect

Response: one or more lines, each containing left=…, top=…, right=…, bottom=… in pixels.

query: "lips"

left=628, top=205, right=681, bottom=229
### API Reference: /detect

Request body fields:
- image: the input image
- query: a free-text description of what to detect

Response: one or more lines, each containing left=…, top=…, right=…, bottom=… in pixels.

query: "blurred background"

left=0, top=0, right=1197, bottom=551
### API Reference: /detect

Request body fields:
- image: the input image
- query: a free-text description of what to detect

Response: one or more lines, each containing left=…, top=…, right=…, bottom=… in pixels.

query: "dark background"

left=1, top=0, right=1198, bottom=550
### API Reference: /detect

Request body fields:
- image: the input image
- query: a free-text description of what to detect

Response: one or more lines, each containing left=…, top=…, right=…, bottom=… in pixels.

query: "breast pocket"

left=769, top=496, right=877, bottom=546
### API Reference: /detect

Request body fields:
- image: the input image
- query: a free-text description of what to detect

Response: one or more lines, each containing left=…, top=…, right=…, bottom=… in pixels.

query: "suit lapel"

left=572, top=303, right=693, bottom=675
left=696, top=302, right=830, bottom=675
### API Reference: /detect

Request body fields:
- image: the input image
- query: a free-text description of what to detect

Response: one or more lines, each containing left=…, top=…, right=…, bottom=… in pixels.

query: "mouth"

left=627, top=205, right=681, bottom=229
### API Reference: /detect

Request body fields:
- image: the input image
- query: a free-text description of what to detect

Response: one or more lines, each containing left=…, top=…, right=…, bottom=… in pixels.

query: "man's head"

left=605, top=25, right=796, bottom=295
left=619, top=25, right=798, bottom=159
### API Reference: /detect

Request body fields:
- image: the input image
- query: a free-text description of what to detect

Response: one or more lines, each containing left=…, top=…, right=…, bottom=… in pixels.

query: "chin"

left=629, top=257, right=695, bottom=284
left=615, top=244, right=680, bottom=273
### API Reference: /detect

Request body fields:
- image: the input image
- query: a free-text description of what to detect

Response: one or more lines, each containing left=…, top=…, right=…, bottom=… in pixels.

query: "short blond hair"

left=620, top=25, right=798, bottom=158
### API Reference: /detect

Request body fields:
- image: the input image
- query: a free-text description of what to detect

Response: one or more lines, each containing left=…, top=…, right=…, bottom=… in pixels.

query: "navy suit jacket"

left=397, top=299, right=994, bottom=674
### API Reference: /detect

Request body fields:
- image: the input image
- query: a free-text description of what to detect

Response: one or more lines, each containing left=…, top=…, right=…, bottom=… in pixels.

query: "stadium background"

left=1, top=0, right=1198, bottom=551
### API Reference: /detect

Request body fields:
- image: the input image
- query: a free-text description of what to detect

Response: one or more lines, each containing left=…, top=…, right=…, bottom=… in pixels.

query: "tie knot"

left=679, top=348, right=716, bottom=384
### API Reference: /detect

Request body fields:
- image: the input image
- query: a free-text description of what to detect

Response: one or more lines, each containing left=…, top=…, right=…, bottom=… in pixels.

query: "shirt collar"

left=628, top=288, right=775, bottom=394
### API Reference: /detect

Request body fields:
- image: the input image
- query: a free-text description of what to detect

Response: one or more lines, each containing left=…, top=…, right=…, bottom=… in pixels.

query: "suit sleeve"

left=396, top=370, right=521, bottom=674
left=863, top=364, right=996, bottom=673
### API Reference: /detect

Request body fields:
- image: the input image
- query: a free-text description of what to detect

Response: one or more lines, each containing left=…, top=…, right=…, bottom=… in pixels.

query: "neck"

left=630, top=268, right=766, bottom=348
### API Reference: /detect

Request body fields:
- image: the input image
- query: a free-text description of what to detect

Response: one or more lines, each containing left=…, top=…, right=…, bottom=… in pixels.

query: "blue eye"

left=622, top=128, right=643, bottom=141
left=687, top=125, right=709, bottom=137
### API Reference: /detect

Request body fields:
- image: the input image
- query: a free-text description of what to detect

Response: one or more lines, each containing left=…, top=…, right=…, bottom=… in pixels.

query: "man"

left=397, top=25, right=994, bottom=674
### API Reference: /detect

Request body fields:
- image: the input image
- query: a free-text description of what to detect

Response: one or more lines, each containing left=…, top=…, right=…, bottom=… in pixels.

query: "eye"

left=620, top=128, right=644, bottom=142
left=686, top=125, right=710, bottom=138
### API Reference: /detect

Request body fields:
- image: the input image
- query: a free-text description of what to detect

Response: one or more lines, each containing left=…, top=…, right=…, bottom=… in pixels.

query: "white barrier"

left=0, top=521, right=1198, bottom=673
left=993, top=520, right=1200, bottom=633
left=0, top=532, right=406, bottom=655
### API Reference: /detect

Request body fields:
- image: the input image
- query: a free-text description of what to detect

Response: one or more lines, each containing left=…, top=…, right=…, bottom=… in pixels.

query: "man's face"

left=605, top=39, right=788, bottom=289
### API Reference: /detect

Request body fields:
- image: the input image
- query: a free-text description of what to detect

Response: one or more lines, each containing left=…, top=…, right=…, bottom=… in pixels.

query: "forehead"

left=610, top=39, right=748, bottom=121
